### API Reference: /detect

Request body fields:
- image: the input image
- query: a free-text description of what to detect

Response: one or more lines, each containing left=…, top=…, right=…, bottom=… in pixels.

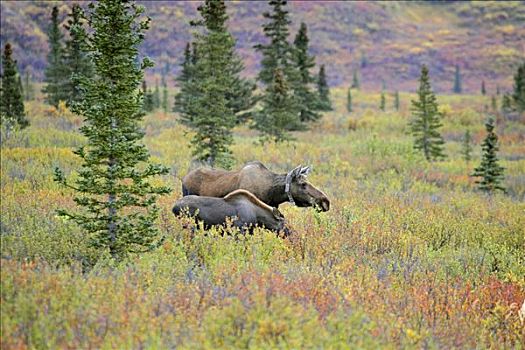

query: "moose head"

left=286, top=165, right=330, bottom=212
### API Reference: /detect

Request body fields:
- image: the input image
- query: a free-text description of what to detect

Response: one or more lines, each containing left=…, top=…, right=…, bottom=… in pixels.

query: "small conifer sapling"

left=471, top=117, right=505, bottom=193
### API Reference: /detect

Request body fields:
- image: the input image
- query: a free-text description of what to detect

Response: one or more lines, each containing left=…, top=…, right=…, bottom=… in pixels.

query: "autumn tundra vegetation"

left=1, top=0, right=524, bottom=349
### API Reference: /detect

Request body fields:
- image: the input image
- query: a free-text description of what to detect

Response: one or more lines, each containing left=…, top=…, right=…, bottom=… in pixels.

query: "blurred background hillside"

left=1, top=0, right=524, bottom=93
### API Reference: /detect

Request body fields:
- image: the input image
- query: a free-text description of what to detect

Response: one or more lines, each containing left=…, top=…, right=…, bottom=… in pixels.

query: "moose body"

left=172, top=189, right=290, bottom=235
left=182, top=161, right=330, bottom=211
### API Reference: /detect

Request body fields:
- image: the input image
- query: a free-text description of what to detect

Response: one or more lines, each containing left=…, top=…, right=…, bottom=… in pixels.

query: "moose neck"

left=267, top=173, right=289, bottom=208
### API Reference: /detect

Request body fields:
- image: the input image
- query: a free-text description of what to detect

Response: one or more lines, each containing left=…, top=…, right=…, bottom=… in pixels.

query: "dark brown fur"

left=182, top=161, right=330, bottom=211
left=172, top=189, right=289, bottom=235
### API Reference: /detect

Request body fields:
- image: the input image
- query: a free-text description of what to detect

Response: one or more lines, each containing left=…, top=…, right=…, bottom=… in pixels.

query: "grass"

left=1, top=88, right=524, bottom=349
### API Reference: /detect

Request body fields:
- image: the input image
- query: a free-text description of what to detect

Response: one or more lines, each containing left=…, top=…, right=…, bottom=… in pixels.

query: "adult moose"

left=182, top=161, right=330, bottom=211
left=173, top=189, right=290, bottom=235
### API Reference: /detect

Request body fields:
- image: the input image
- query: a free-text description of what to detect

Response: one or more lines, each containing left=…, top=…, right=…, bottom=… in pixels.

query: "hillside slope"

left=1, top=0, right=524, bottom=93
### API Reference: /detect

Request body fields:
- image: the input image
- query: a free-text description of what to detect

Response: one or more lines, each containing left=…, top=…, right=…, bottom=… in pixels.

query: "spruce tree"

left=410, top=65, right=446, bottom=161
left=481, top=80, right=486, bottom=95
left=317, top=64, right=332, bottom=110
left=173, top=42, right=197, bottom=125
left=142, top=80, right=154, bottom=112
left=253, top=68, right=302, bottom=143
left=471, top=117, right=505, bottom=193
left=394, top=90, right=400, bottom=111
left=153, top=79, right=161, bottom=109
left=62, top=4, right=93, bottom=106
left=182, top=0, right=254, bottom=167
left=17, top=74, right=24, bottom=105
left=491, top=95, right=497, bottom=112
left=179, top=42, right=193, bottom=85
left=453, top=64, right=462, bottom=94
left=255, top=0, right=301, bottom=130
left=43, top=6, right=68, bottom=107
left=502, top=93, right=512, bottom=113
left=161, top=75, right=168, bottom=113
left=292, top=22, right=321, bottom=123
left=54, top=0, right=170, bottom=262
left=24, top=70, right=34, bottom=101
left=0, top=43, right=29, bottom=135
left=461, top=130, right=473, bottom=163
left=191, top=42, right=198, bottom=65
left=360, top=52, right=368, bottom=68
left=352, top=69, right=360, bottom=89
left=379, top=89, right=386, bottom=111
left=512, top=62, right=525, bottom=112
left=255, top=0, right=297, bottom=86
left=347, top=86, right=352, bottom=113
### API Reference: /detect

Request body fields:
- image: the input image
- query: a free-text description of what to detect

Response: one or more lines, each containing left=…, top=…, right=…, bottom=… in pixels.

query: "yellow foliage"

left=493, top=47, right=520, bottom=57
left=352, top=28, right=364, bottom=36
left=405, top=328, right=422, bottom=343
left=174, top=8, right=184, bottom=19
left=409, top=47, right=424, bottom=54
left=2, top=89, right=524, bottom=349
left=498, top=25, right=515, bottom=34
left=439, top=104, right=453, bottom=118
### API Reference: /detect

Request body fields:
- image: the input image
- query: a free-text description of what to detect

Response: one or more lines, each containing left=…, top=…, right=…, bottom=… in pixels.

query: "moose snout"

left=318, top=198, right=330, bottom=212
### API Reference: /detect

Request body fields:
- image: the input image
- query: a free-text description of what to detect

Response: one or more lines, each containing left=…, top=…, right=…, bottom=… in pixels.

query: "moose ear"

left=300, top=166, right=311, bottom=176
left=291, top=165, right=302, bottom=178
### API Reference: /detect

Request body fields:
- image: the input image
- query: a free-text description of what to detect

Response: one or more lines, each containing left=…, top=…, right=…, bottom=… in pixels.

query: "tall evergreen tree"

left=1, top=43, right=29, bottom=135
left=255, top=0, right=302, bottom=130
left=502, top=93, right=512, bottom=113
left=253, top=68, right=302, bottom=143
left=471, top=117, right=505, bottom=193
left=352, top=69, right=360, bottom=89
left=317, top=64, right=332, bottom=110
left=153, top=79, right=161, bottom=109
left=54, top=0, right=170, bottom=262
left=43, top=6, right=68, bottom=107
left=292, top=22, right=321, bottom=123
left=173, top=42, right=197, bottom=125
left=491, top=95, right=497, bottom=112
left=481, top=80, right=486, bottom=95
left=142, top=80, right=154, bottom=112
left=178, top=42, right=193, bottom=86
left=182, top=0, right=255, bottom=167
left=379, top=89, right=386, bottom=111
left=255, top=0, right=297, bottom=86
left=360, top=52, right=368, bottom=68
left=461, top=130, right=473, bottom=163
left=17, top=74, right=24, bottom=105
left=346, top=86, right=352, bottom=113
left=62, top=4, right=93, bottom=106
left=163, top=60, right=171, bottom=77
left=161, top=75, right=168, bottom=113
left=394, top=90, right=400, bottom=111
left=453, top=64, right=462, bottom=94
left=24, top=70, right=34, bottom=101
left=410, top=65, right=446, bottom=161
left=512, top=62, right=525, bottom=112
